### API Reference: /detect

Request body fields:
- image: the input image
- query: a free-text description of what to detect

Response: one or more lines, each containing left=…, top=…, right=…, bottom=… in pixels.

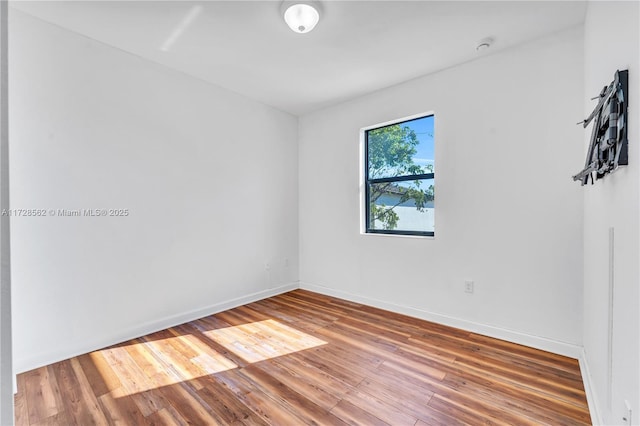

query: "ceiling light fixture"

left=281, top=1, right=321, bottom=34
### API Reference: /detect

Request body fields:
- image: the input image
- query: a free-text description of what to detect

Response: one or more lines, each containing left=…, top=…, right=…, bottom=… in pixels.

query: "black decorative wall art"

left=573, top=70, right=629, bottom=185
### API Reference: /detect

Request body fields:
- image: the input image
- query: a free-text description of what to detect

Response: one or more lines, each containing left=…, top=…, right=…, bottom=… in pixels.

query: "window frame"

left=363, top=113, right=435, bottom=237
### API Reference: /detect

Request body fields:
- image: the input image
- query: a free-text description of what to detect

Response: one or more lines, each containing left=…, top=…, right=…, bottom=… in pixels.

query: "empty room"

left=1, top=0, right=639, bottom=424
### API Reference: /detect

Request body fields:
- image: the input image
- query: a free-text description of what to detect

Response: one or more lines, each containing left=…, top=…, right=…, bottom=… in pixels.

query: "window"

left=364, top=114, right=434, bottom=236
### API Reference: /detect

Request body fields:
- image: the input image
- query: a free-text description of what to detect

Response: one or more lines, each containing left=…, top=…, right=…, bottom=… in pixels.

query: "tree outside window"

left=365, top=115, right=434, bottom=236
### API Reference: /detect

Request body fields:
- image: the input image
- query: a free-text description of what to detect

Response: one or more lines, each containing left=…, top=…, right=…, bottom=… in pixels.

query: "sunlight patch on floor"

left=93, top=333, right=238, bottom=397
left=92, top=319, right=326, bottom=397
left=204, top=319, right=327, bottom=363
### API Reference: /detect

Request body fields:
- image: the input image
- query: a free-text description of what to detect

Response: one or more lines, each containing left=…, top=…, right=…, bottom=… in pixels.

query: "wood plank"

left=441, top=371, right=592, bottom=425
left=140, top=330, right=208, bottom=384
left=467, top=333, right=582, bottom=372
left=414, top=412, right=466, bottom=426
left=340, top=389, right=417, bottom=426
left=195, top=375, right=269, bottom=425
left=253, top=359, right=341, bottom=411
left=13, top=391, right=29, bottom=426
left=274, top=354, right=355, bottom=398
left=145, top=407, right=189, bottom=426
left=330, top=399, right=390, bottom=426
left=22, top=366, right=61, bottom=424
left=153, top=380, right=222, bottom=425
left=52, top=359, right=108, bottom=426
left=76, top=352, right=121, bottom=398
left=238, top=364, right=348, bottom=425
left=30, top=411, right=72, bottom=426
left=287, top=348, right=365, bottom=387
left=101, top=346, right=166, bottom=417
left=356, top=376, right=434, bottom=422
left=97, top=391, right=149, bottom=426
left=452, top=356, right=587, bottom=406
left=212, top=369, right=314, bottom=425
left=377, top=362, right=544, bottom=425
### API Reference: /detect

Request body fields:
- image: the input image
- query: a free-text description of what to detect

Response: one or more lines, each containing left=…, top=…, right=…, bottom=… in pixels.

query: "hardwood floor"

left=15, top=290, right=591, bottom=425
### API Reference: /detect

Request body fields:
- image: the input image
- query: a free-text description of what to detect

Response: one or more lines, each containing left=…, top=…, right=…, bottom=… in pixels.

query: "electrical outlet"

left=465, top=280, right=474, bottom=293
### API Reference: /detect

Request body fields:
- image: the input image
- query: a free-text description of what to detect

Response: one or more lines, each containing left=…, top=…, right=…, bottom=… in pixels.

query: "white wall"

left=9, top=10, right=299, bottom=373
left=299, top=27, right=585, bottom=354
left=582, top=2, right=640, bottom=425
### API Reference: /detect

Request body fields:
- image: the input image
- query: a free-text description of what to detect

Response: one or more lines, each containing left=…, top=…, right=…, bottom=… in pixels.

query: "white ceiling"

left=10, top=1, right=587, bottom=115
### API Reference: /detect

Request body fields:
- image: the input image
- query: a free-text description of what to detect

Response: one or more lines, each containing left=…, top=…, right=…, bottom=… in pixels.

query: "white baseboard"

left=15, top=282, right=299, bottom=375
left=299, top=282, right=583, bottom=359
left=578, top=348, right=603, bottom=425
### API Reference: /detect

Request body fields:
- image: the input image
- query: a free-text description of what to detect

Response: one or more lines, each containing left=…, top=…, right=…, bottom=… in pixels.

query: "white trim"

left=299, top=281, right=583, bottom=358
left=359, top=232, right=435, bottom=240
left=607, top=226, right=615, bottom=410
left=359, top=128, right=366, bottom=234
left=361, top=110, right=436, bottom=132
left=14, top=282, right=299, bottom=374
left=579, top=348, right=603, bottom=425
